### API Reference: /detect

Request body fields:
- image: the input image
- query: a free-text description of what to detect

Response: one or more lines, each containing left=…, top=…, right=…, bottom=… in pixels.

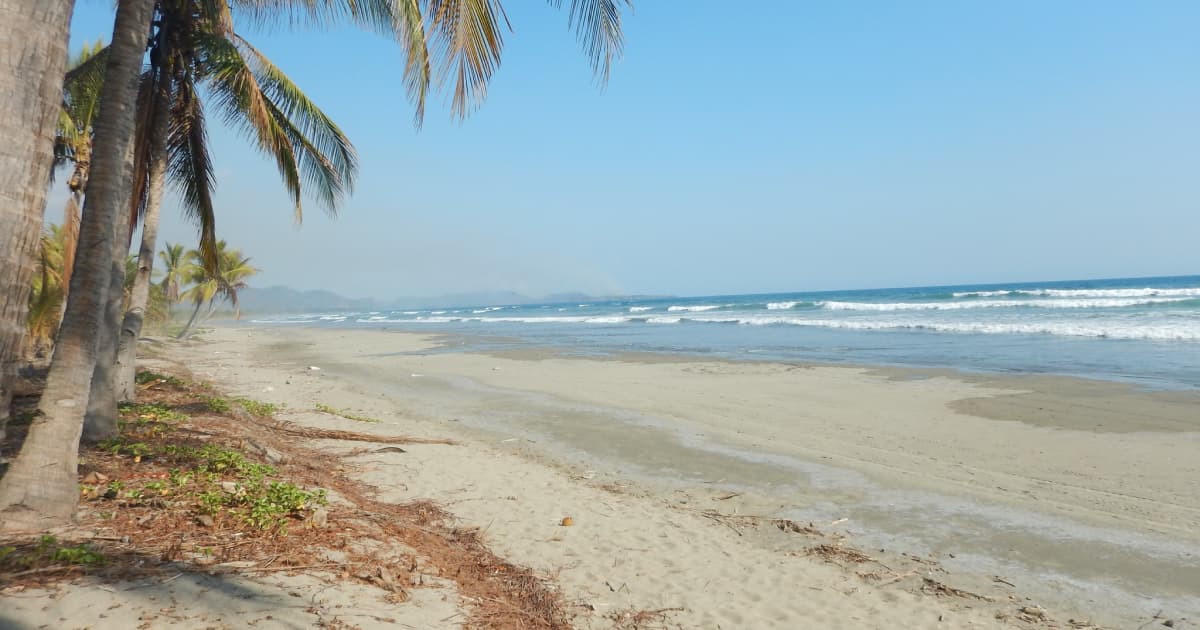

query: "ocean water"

left=251, top=275, right=1200, bottom=390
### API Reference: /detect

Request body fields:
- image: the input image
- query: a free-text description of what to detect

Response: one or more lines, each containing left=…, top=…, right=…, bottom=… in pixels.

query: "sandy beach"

left=95, top=324, right=1190, bottom=629
left=10, top=324, right=1195, bottom=629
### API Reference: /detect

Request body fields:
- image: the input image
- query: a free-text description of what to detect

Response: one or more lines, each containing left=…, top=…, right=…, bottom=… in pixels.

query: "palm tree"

left=0, top=0, right=76, bottom=443
left=110, top=0, right=359, bottom=407
left=176, top=242, right=258, bottom=339
left=157, top=242, right=187, bottom=313
left=0, top=0, right=158, bottom=531
left=23, top=223, right=78, bottom=358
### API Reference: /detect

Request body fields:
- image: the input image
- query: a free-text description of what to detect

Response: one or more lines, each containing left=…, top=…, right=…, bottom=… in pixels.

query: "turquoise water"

left=252, top=275, right=1200, bottom=390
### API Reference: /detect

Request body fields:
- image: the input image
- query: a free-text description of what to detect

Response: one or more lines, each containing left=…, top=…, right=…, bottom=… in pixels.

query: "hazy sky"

left=61, top=1, right=1199, bottom=299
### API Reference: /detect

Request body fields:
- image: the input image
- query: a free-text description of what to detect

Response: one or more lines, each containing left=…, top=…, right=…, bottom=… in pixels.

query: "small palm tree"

left=157, top=242, right=188, bottom=314
left=177, top=242, right=259, bottom=339
left=24, top=224, right=73, bottom=358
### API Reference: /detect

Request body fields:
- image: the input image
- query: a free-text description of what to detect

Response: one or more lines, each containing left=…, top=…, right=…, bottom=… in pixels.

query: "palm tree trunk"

left=55, top=191, right=83, bottom=328
left=0, top=0, right=76, bottom=448
left=0, top=0, right=156, bottom=531
left=86, top=78, right=172, bottom=435
left=178, top=300, right=204, bottom=340
left=81, top=236, right=130, bottom=443
left=115, top=105, right=170, bottom=403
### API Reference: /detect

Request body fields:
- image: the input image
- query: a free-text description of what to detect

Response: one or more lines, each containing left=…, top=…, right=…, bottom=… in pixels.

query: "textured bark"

left=115, top=98, right=170, bottom=403
left=0, top=386, right=11, bottom=444
left=0, top=0, right=77, bottom=467
left=80, top=230, right=128, bottom=443
left=0, top=0, right=156, bottom=531
left=54, top=192, right=83, bottom=332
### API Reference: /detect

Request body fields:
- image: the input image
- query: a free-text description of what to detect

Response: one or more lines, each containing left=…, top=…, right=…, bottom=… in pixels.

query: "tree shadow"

left=0, top=547, right=350, bottom=629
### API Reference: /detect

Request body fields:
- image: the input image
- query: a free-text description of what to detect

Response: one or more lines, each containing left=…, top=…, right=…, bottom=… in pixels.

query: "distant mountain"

left=236, top=286, right=380, bottom=313
left=236, top=286, right=670, bottom=314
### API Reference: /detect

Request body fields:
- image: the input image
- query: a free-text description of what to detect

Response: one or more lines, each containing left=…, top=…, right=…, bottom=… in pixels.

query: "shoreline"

left=237, top=317, right=1200, bottom=393
left=168, top=325, right=1200, bottom=628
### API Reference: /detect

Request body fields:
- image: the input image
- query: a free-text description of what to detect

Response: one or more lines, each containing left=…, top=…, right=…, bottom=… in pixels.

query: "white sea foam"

left=667, top=304, right=724, bottom=312
left=767, top=301, right=799, bottom=310
left=402, top=315, right=633, bottom=325
left=629, top=306, right=654, bottom=313
left=684, top=315, right=1200, bottom=340
left=582, top=316, right=631, bottom=324
left=1034, top=287, right=1200, bottom=298
left=820, top=298, right=1189, bottom=311
left=647, top=316, right=682, bottom=324
left=957, top=287, right=1200, bottom=299
left=953, top=290, right=1013, bottom=298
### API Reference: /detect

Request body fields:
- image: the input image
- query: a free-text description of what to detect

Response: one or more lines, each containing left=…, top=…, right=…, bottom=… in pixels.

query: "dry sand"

left=6, top=325, right=1196, bottom=629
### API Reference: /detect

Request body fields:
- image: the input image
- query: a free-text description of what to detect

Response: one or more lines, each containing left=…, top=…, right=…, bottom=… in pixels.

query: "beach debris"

left=373, top=446, right=407, bottom=454
left=1018, top=605, right=1048, bottom=622
left=373, top=566, right=407, bottom=598
left=307, top=366, right=321, bottom=371
left=262, top=386, right=274, bottom=392
left=81, top=471, right=109, bottom=485
left=922, top=577, right=991, bottom=601
left=992, top=575, right=1016, bottom=587
left=560, top=516, right=574, bottom=526
left=699, top=509, right=744, bottom=536
left=410, top=373, right=423, bottom=377
left=829, top=517, right=849, bottom=526
left=274, top=420, right=456, bottom=445
left=310, top=507, right=329, bottom=528
left=715, top=492, right=741, bottom=500
left=492, top=367, right=501, bottom=371
left=241, top=438, right=288, bottom=464
left=773, top=519, right=822, bottom=536
left=606, top=607, right=685, bottom=628
left=807, top=543, right=872, bottom=565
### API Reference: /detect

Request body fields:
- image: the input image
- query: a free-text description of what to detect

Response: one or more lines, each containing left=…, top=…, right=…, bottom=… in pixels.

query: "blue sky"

left=62, top=1, right=1200, bottom=298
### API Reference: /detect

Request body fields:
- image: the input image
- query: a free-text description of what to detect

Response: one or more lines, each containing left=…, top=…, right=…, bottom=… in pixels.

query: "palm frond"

left=230, top=33, right=357, bottom=210
left=395, top=0, right=432, bottom=126
left=167, top=77, right=220, bottom=273
left=231, top=0, right=404, bottom=36
left=129, top=70, right=160, bottom=232
left=63, top=42, right=109, bottom=131
left=26, top=240, right=65, bottom=348
left=197, top=33, right=302, bottom=220
left=199, top=32, right=356, bottom=219
left=233, top=0, right=433, bottom=126
left=548, top=0, right=629, bottom=83
left=424, top=0, right=509, bottom=120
